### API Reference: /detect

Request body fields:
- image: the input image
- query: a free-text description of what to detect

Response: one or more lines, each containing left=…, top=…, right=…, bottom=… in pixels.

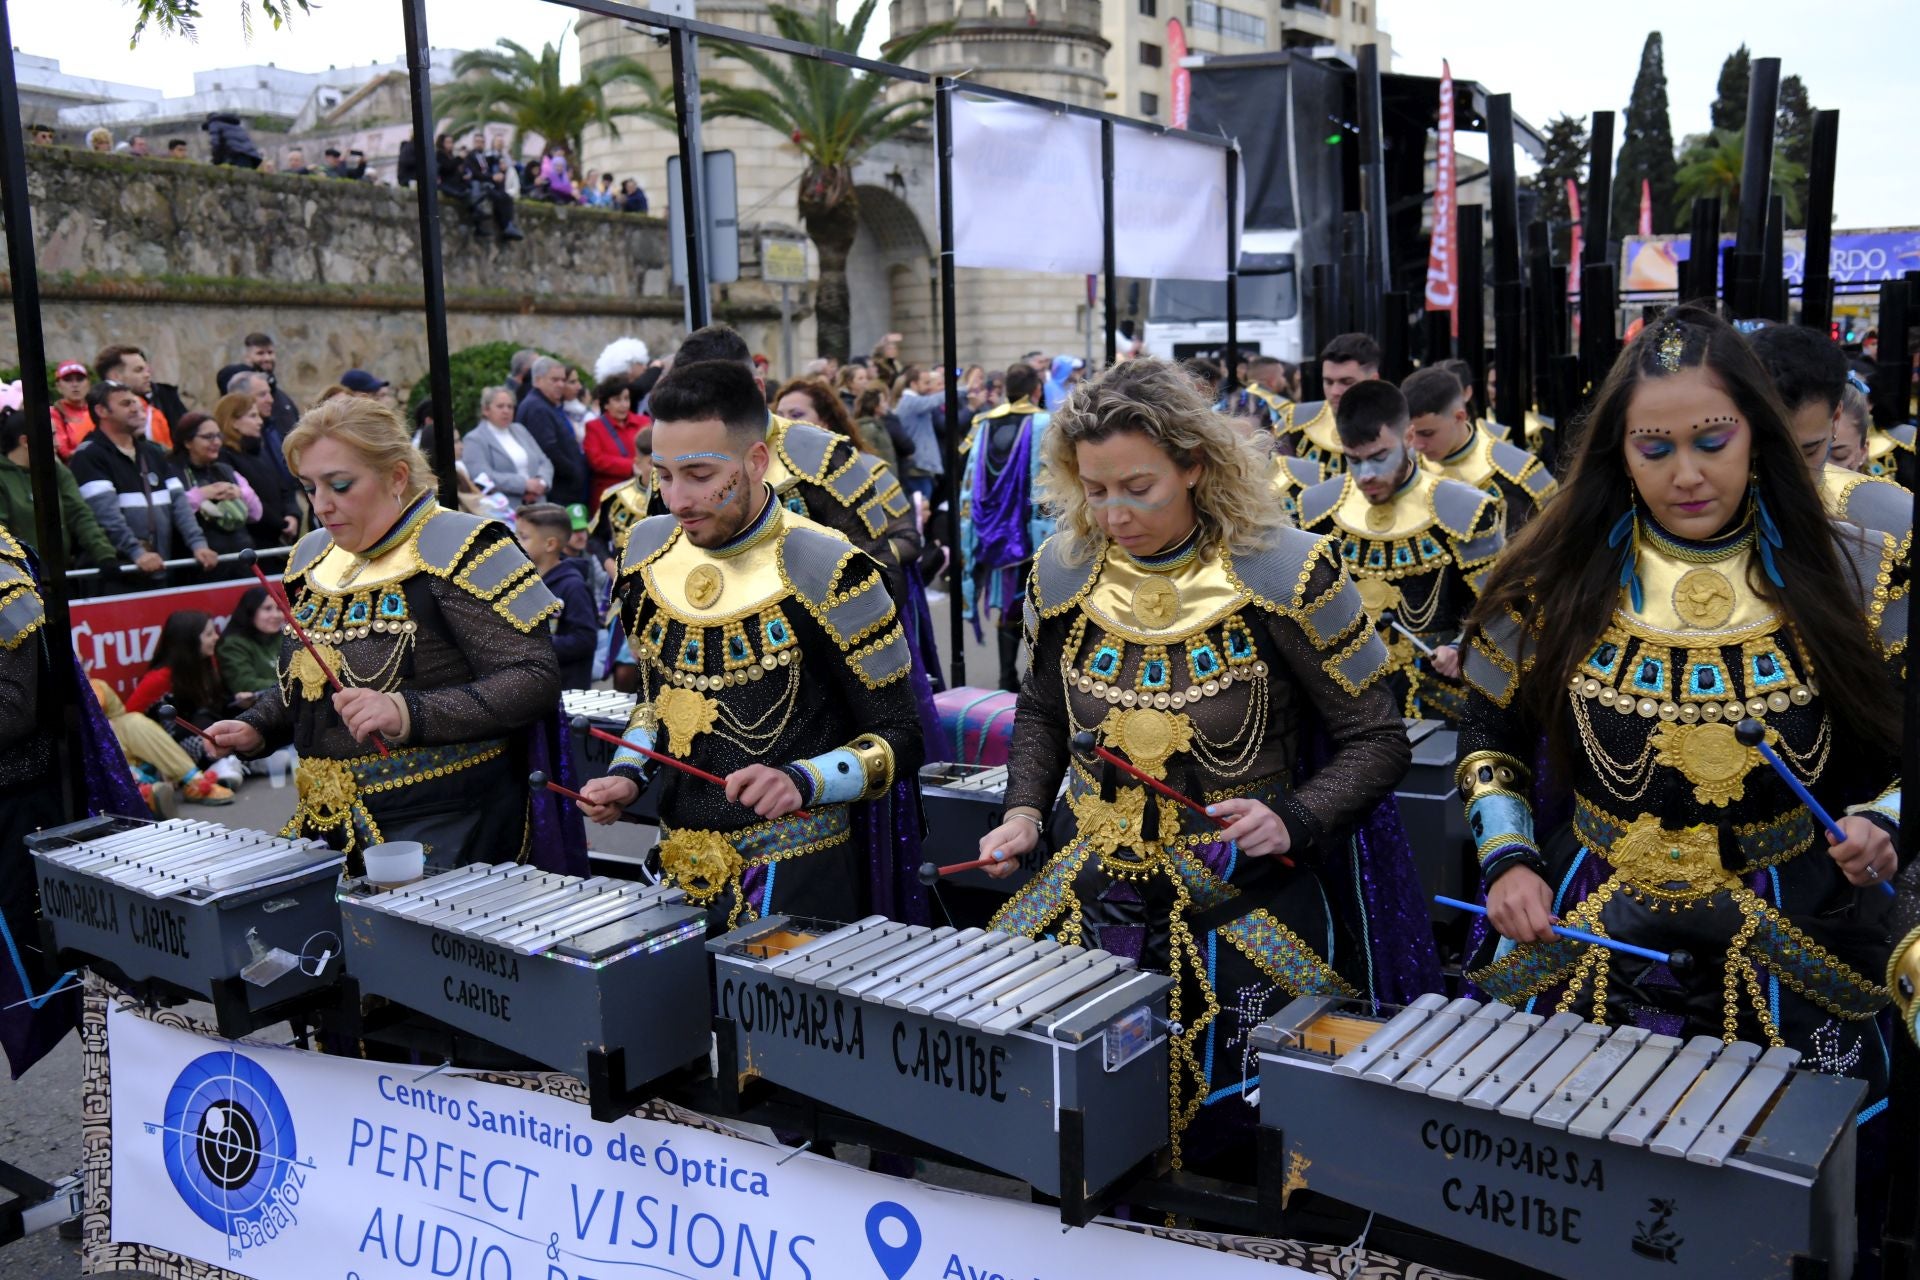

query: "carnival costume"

left=1865, top=423, right=1915, bottom=488
left=1268, top=454, right=1324, bottom=524
left=592, top=473, right=653, bottom=562
left=1460, top=506, right=1904, bottom=1109
left=960, top=398, right=1052, bottom=689
left=1821, top=466, right=1912, bottom=550
left=987, top=525, right=1434, bottom=1167
left=1274, top=399, right=1343, bottom=477
left=611, top=493, right=927, bottom=929
left=1422, top=421, right=1558, bottom=531
left=0, top=523, right=145, bottom=1076
left=237, top=496, right=581, bottom=875
left=1299, top=468, right=1506, bottom=724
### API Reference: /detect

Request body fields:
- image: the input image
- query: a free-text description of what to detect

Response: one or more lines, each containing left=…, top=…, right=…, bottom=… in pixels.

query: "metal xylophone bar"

left=358, top=867, right=683, bottom=957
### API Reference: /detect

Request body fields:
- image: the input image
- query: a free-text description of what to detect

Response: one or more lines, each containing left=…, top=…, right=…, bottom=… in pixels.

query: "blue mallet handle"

left=1435, top=894, right=1677, bottom=966
left=1736, top=719, right=1895, bottom=897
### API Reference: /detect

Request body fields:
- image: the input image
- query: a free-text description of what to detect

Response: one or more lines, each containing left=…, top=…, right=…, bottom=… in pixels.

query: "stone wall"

left=0, top=146, right=807, bottom=412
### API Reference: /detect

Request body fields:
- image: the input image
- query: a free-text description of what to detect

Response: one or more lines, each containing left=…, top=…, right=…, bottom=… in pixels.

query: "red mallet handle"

left=575, top=719, right=810, bottom=817
left=156, top=705, right=218, bottom=745
left=1077, top=735, right=1295, bottom=868
left=530, top=771, right=645, bottom=824
left=246, top=554, right=390, bottom=757
left=917, top=854, right=1012, bottom=884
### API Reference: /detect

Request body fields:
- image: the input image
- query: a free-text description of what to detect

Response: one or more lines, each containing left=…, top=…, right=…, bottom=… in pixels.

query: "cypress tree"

left=1711, top=45, right=1751, bottom=132
left=1613, top=32, right=1679, bottom=236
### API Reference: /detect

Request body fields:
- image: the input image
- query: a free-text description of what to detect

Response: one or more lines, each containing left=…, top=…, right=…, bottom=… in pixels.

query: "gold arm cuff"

left=1886, top=924, right=1920, bottom=1029
left=847, top=733, right=896, bottom=799
left=1456, top=749, right=1532, bottom=802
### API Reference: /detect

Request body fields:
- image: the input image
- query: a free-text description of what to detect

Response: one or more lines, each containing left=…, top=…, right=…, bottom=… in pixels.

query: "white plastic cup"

left=362, top=841, right=426, bottom=886
left=267, top=749, right=291, bottom=790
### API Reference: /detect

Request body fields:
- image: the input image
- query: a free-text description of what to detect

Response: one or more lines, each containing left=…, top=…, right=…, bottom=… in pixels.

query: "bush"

left=406, top=342, right=586, bottom=432
left=0, top=362, right=61, bottom=394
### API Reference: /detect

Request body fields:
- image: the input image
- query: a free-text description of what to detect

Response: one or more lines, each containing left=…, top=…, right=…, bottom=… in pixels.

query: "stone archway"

left=846, top=182, right=935, bottom=365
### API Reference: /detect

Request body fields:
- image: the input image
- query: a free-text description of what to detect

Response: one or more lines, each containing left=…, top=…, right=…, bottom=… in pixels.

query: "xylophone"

left=915, top=763, right=1069, bottom=894
left=1254, top=994, right=1860, bottom=1280
left=563, top=689, right=668, bottom=825
left=339, top=864, right=709, bottom=1108
left=710, top=915, right=1174, bottom=1216
left=28, top=816, right=344, bottom=1031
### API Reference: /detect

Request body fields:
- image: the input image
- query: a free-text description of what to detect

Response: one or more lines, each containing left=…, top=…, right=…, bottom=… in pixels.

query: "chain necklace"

left=1569, top=689, right=1659, bottom=803
left=1392, top=566, right=1448, bottom=633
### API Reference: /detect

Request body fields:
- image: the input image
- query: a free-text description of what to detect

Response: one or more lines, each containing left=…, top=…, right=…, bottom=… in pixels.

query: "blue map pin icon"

left=865, top=1200, right=922, bottom=1280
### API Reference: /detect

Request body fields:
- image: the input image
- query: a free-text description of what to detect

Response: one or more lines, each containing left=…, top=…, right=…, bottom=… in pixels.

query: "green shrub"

left=0, top=362, right=60, bottom=394
left=405, top=342, right=586, bottom=432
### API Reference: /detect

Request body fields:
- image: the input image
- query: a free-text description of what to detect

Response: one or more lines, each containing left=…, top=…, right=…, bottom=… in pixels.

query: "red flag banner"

left=1424, top=59, right=1457, bottom=332
left=1167, top=19, right=1190, bottom=129
left=1639, top=177, right=1653, bottom=237
left=1567, top=178, right=1583, bottom=301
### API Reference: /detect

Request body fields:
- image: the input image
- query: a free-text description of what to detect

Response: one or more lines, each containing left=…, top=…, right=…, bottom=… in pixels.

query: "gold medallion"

left=1131, top=577, right=1181, bottom=629
left=1355, top=575, right=1400, bottom=618
left=1651, top=720, right=1756, bottom=807
left=1606, top=813, right=1735, bottom=894
left=653, top=685, right=720, bottom=755
left=657, top=829, right=743, bottom=905
left=289, top=644, right=340, bottom=703
left=1672, top=567, right=1735, bottom=629
left=1066, top=786, right=1149, bottom=858
left=1365, top=503, right=1397, bottom=532
left=685, top=563, right=724, bottom=610
left=1099, top=706, right=1194, bottom=780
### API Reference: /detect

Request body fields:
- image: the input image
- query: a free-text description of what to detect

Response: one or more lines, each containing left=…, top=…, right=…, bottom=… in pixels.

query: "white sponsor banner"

left=108, top=1005, right=1307, bottom=1280
left=1112, top=128, right=1239, bottom=282
left=950, top=94, right=1103, bottom=275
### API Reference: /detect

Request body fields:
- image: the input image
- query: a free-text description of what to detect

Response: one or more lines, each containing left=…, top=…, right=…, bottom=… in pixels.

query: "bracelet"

left=1008, top=811, right=1044, bottom=835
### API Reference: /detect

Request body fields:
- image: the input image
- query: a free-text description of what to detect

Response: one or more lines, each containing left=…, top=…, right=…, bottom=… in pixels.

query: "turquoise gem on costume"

left=1630, top=656, right=1666, bottom=694
left=1226, top=631, right=1254, bottom=661
left=1393, top=544, right=1415, bottom=567
left=1342, top=541, right=1360, bottom=563
left=783, top=494, right=808, bottom=514
left=1691, top=664, right=1722, bottom=695
left=319, top=604, right=340, bottom=629
left=1366, top=545, right=1387, bottom=569
left=682, top=637, right=702, bottom=664
left=1751, top=651, right=1787, bottom=689
left=1586, top=641, right=1620, bottom=678
left=1142, top=658, right=1169, bottom=689
left=1187, top=642, right=1221, bottom=681
left=345, top=598, right=371, bottom=625
left=1090, top=645, right=1121, bottom=679
left=1418, top=535, right=1444, bottom=561
left=763, top=617, right=790, bottom=648
left=378, top=590, right=406, bottom=619
left=728, top=633, right=750, bottom=662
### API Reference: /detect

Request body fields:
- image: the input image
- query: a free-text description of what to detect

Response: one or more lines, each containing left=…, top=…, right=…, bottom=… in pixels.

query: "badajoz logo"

left=146, top=1049, right=316, bottom=1260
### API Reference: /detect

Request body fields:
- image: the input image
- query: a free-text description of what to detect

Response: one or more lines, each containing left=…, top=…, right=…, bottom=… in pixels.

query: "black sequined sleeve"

left=1001, top=579, right=1071, bottom=817
left=0, top=628, right=37, bottom=755
left=401, top=572, right=563, bottom=747
left=795, top=554, right=927, bottom=795
left=1258, top=554, right=1410, bottom=842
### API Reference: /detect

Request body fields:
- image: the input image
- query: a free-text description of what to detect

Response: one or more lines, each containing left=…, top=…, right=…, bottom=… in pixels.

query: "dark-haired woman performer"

left=1461, top=307, right=1901, bottom=1100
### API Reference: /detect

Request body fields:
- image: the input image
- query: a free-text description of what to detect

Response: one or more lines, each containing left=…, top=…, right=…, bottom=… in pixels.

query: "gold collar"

left=1296, top=402, right=1341, bottom=457
left=641, top=503, right=794, bottom=624
left=1083, top=539, right=1246, bottom=643
left=1331, top=469, right=1441, bottom=542
left=308, top=527, right=424, bottom=593
left=1423, top=426, right=1494, bottom=490
left=1620, top=528, right=1776, bottom=642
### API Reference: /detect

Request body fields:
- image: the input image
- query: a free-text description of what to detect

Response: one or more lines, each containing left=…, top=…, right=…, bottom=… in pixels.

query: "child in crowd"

left=515, top=503, right=598, bottom=690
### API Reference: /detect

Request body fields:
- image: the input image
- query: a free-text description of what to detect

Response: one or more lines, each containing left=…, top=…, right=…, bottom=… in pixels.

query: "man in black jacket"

left=462, top=143, right=524, bottom=241
left=69, top=383, right=219, bottom=583
left=519, top=357, right=588, bottom=506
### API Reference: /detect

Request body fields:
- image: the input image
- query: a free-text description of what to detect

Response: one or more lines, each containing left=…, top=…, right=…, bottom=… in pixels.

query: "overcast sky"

left=12, top=0, right=1914, bottom=226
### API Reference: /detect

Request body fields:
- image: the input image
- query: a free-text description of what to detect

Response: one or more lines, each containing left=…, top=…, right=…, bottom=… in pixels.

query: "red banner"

left=1639, top=177, right=1653, bottom=237
left=1567, top=178, right=1583, bottom=300
left=1167, top=19, right=1190, bottom=129
left=1423, top=60, right=1457, bottom=333
left=70, top=576, right=278, bottom=698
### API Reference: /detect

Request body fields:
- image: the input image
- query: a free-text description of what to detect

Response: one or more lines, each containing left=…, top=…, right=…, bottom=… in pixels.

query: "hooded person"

left=1042, top=354, right=1085, bottom=412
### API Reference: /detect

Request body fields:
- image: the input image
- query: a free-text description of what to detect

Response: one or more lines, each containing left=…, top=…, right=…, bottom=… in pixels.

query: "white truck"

left=1143, top=228, right=1303, bottom=364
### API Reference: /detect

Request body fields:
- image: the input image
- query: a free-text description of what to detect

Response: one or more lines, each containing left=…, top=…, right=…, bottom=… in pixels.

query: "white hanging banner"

left=950, top=94, right=1103, bottom=274
left=104, top=1005, right=1308, bottom=1280
left=1112, top=128, right=1240, bottom=282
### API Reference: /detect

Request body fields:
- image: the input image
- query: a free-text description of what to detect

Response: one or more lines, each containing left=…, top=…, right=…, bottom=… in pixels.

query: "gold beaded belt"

left=658, top=806, right=851, bottom=928
left=290, top=739, right=507, bottom=854
left=1575, top=796, right=1816, bottom=891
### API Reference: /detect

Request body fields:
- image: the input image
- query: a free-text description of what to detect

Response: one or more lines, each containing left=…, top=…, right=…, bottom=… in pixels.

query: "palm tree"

left=701, top=0, right=951, bottom=360
left=129, top=0, right=310, bottom=42
left=435, top=35, right=671, bottom=169
left=1674, top=129, right=1807, bottom=231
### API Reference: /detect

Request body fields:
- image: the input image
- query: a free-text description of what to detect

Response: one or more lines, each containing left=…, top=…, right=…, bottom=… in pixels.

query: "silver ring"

left=1868, top=862, right=1881, bottom=879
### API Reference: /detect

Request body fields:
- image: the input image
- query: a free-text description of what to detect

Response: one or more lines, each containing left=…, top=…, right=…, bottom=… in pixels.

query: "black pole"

left=0, top=0, right=81, bottom=821
left=1339, top=213, right=1368, bottom=336
left=1224, top=146, right=1240, bottom=383
left=1421, top=309, right=1452, bottom=364
left=1579, top=261, right=1618, bottom=399
left=1379, top=292, right=1409, bottom=383
left=1486, top=95, right=1525, bottom=434
left=935, top=79, right=964, bottom=690
left=1355, top=43, right=1390, bottom=323
left=1800, top=110, right=1840, bottom=333
left=401, top=0, right=458, bottom=508
left=1304, top=262, right=1336, bottom=401
left=1101, top=120, right=1117, bottom=367
left=1526, top=221, right=1556, bottom=411
left=1457, top=203, right=1486, bottom=414
left=1582, top=110, right=1615, bottom=269
left=1683, top=197, right=1721, bottom=306
left=669, top=27, right=711, bottom=331
left=1732, top=56, right=1780, bottom=318
left=1761, top=193, right=1787, bottom=323
left=1875, top=279, right=1911, bottom=430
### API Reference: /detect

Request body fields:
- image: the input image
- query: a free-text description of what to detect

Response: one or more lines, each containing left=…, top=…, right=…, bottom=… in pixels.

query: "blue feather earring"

left=1608, top=495, right=1645, bottom=612
left=1751, top=471, right=1785, bottom=589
